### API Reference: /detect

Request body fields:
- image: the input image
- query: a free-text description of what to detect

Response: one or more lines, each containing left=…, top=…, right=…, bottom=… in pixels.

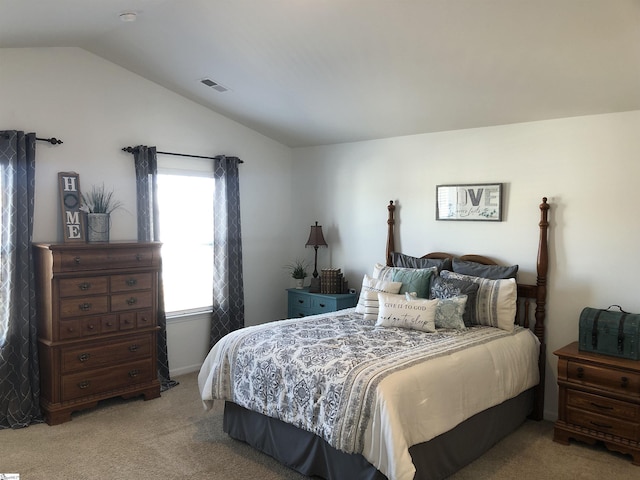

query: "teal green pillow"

left=390, top=267, right=437, bottom=298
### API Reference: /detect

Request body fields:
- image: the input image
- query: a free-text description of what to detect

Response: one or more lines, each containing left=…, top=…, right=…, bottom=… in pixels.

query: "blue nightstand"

left=287, top=288, right=357, bottom=318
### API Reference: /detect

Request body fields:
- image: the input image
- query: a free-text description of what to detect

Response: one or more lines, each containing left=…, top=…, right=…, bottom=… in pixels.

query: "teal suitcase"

left=579, top=305, right=640, bottom=360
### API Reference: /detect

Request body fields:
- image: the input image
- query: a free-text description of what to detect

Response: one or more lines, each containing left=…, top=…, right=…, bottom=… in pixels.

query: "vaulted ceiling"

left=2, top=0, right=640, bottom=147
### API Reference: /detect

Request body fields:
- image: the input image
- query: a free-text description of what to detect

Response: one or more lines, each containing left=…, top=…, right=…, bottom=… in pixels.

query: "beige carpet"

left=1, top=372, right=637, bottom=479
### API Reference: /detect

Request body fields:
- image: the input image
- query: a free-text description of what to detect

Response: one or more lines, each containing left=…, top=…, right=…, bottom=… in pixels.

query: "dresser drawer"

left=310, top=297, right=338, bottom=314
left=567, top=389, right=640, bottom=421
left=59, top=276, right=108, bottom=297
left=61, top=334, right=153, bottom=374
left=567, top=360, right=640, bottom=396
left=57, top=251, right=110, bottom=272
left=106, top=248, right=155, bottom=269
left=111, top=273, right=153, bottom=293
left=61, top=359, right=155, bottom=402
left=111, top=290, right=153, bottom=312
left=58, top=315, right=111, bottom=340
left=59, top=296, right=109, bottom=319
left=566, top=406, right=640, bottom=441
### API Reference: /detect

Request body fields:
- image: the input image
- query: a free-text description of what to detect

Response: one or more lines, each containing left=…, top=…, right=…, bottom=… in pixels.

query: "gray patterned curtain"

left=211, top=155, right=245, bottom=348
left=0, top=131, right=42, bottom=428
left=132, top=146, right=177, bottom=391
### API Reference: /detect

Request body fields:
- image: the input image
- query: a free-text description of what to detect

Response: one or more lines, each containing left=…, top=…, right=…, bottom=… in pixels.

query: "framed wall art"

left=436, top=183, right=503, bottom=221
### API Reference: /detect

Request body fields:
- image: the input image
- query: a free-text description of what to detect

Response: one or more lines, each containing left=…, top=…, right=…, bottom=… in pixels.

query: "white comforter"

left=198, top=308, right=539, bottom=480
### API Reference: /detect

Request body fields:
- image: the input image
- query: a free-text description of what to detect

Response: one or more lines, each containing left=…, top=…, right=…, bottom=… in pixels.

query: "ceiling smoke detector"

left=119, top=11, right=137, bottom=22
left=200, top=78, right=230, bottom=93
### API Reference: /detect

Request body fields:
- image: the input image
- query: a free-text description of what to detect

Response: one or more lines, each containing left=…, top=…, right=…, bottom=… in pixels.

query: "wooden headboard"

left=385, top=197, right=550, bottom=420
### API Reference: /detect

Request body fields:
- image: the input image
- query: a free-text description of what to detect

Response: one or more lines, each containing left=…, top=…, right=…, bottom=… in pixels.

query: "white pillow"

left=355, top=275, right=402, bottom=321
left=440, top=270, right=517, bottom=332
left=376, top=292, right=437, bottom=333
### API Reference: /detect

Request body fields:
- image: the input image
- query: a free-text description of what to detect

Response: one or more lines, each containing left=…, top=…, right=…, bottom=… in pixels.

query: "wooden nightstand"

left=554, top=341, right=640, bottom=465
left=287, top=288, right=357, bottom=318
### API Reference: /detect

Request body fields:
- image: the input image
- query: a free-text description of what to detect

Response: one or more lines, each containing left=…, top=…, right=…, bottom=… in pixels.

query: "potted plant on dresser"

left=81, top=184, right=123, bottom=243
left=286, top=259, right=309, bottom=289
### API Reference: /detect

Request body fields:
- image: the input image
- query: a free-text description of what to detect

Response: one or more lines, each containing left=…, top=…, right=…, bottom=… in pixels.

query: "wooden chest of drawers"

left=554, top=342, right=640, bottom=465
left=34, top=242, right=162, bottom=425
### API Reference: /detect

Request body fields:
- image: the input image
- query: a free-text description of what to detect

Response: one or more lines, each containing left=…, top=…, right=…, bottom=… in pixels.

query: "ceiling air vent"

left=200, top=78, right=229, bottom=93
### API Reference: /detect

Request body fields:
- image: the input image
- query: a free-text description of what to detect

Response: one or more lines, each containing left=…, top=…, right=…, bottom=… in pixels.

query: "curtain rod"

left=122, top=146, right=243, bottom=163
left=37, top=137, right=63, bottom=145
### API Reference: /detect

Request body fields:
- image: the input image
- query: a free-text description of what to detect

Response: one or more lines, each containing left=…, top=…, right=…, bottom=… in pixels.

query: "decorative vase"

left=294, top=278, right=304, bottom=289
left=87, top=213, right=110, bottom=243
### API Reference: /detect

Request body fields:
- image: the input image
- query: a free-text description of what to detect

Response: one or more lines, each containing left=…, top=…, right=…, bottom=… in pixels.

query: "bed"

left=199, top=197, right=550, bottom=480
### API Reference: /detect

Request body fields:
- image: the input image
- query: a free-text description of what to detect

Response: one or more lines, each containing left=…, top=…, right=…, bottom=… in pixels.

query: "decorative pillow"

left=376, top=292, right=437, bottom=333
left=430, top=276, right=480, bottom=327
left=440, top=270, right=517, bottom=332
left=373, top=263, right=438, bottom=299
left=355, top=275, right=403, bottom=321
left=452, top=259, right=518, bottom=280
left=434, top=295, right=468, bottom=330
left=391, top=252, right=452, bottom=273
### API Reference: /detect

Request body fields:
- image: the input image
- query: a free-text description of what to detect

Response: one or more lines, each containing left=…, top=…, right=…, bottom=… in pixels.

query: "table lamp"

left=305, top=221, right=328, bottom=292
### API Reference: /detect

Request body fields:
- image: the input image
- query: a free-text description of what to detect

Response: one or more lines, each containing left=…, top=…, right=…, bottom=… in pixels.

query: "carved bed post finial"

left=386, top=201, right=396, bottom=266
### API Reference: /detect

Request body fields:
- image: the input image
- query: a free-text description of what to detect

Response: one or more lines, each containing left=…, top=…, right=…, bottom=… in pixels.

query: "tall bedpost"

left=533, top=197, right=550, bottom=420
left=386, top=201, right=395, bottom=267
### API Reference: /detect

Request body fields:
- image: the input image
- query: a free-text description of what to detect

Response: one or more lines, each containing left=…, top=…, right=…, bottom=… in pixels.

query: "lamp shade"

left=305, top=221, right=328, bottom=248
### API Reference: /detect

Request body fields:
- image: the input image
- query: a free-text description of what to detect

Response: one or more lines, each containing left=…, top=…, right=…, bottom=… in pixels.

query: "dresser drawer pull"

left=590, top=421, right=613, bottom=429
left=126, top=278, right=138, bottom=287
left=129, top=344, right=139, bottom=352
left=590, top=402, right=613, bottom=410
left=576, top=367, right=584, bottom=379
left=621, top=377, right=629, bottom=388
left=87, top=324, right=95, bottom=330
left=319, top=303, right=326, bottom=308
left=126, top=297, right=137, bottom=305
left=106, top=321, right=114, bottom=327
left=78, top=381, right=90, bottom=389
left=129, top=369, right=140, bottom=377
left=78, top=302, right=92, bottom=311
left=78, top=281, right=91, bottom=290
left=136, top=254, right=142, bottom=261
left=77, top=353, right=91, bottom=362
left=74, top=256, right=81, bottom=264
left=298, top=299, right=304, bottom=304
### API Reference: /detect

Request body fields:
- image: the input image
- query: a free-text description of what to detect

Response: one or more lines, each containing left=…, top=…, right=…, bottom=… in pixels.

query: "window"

left=157, top=170, right=214, bottom=315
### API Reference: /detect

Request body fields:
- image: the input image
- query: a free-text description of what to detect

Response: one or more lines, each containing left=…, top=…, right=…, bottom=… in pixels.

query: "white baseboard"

left=170, top=364, right=202, bottom=377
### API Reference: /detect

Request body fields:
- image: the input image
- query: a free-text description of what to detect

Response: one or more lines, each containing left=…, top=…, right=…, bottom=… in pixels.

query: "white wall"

left=0, top=47, right=294, bottom=375
left=291, top=111, right=640, bottom=420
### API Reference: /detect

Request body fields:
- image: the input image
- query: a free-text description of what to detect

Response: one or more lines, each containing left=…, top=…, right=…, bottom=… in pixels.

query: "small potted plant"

left=80, top=184, right=123, bottom=243
left=285, top=258, right=309, bottom=289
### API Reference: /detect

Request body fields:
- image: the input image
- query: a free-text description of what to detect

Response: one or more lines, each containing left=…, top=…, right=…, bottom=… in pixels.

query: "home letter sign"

left=58, top=172, right=86, bottom=242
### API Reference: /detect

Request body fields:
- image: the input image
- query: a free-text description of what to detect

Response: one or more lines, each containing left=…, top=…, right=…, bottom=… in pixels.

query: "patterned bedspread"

left=199, top=308, right=534, bottom=460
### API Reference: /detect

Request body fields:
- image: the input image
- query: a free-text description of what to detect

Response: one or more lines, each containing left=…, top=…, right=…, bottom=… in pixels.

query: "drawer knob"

left=129, top=369, right=140, bottom=377
left=135, top=254, right=142, bottom=261
left=129, top=344, right=139, bottom=352
left=87, top=324, right=95, bottom=330
left=298, top=299, right=304, bottom=304
left=79, top=302, right=92, bottom=311
left=78, top=381, right=90, bottom=389
left=126, top=297, right=137, bottom=306
left=576, top=367, right=584, bottom=379
left=106, top=321, right=114, bottom=327
left=74, top=256, right=81, bottom=264
left=77, top=353, right=91, bottom=362
left=126, top=278, right=138, bottom=287
left=78, top=281, right=91, bottom=290
left=621, top=376, right=629, bottom=388
left=319, top=303, right=326, bottom=308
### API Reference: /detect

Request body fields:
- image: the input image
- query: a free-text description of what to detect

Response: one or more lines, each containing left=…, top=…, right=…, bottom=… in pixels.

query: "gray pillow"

left=452, top=259, right=518, bottom=280
left=430, top=275, right=479, bottom=327
left=391, top=252, right=452, bottom=273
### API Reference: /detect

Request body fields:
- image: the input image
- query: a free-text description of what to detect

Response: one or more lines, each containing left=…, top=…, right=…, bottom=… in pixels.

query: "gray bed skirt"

left=223, top=388, right=533, bottom=480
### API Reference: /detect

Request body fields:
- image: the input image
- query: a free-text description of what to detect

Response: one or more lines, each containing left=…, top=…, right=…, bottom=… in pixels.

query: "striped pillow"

left=355, top=275, right=402, bottom=321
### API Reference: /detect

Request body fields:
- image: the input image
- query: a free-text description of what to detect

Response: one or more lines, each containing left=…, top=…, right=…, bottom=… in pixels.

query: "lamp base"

left=309, top=276, right=321, bottom=293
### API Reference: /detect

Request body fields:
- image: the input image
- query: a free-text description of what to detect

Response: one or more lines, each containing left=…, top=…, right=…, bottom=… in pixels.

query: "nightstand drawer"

left=567, top=389, right=640, bottom=421
left=566, top=406, right=640, bottom=440
left=310, top=297, right=338, bottom=314
left=289, top=292, right=311, bottom=309
left=567, top=360, right=640, bottom=396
